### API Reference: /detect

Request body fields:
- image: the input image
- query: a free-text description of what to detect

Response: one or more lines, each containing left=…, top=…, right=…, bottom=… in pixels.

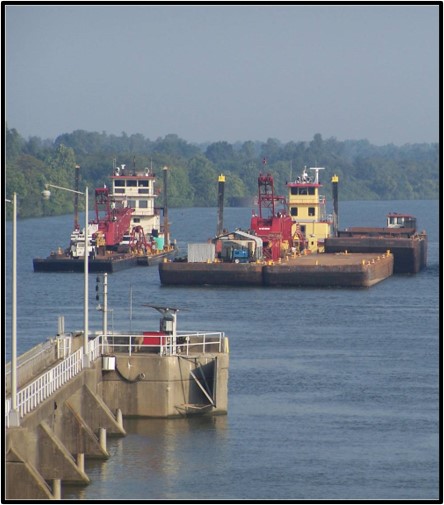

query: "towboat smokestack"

left=217, top=174, right=225, bottom=236
left=331, top=174, right=339, bottom=237
left=163, top=166, right=169, bottom=248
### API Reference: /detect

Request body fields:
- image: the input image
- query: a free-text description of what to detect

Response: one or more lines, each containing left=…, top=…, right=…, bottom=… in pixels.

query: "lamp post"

left=6, top=193, right=19, bottom=426
left=42, top=184, right=90, bottom=367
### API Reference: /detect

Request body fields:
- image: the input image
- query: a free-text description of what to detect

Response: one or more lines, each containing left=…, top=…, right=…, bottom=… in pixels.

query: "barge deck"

left=324, top=226, right=427, bottom=274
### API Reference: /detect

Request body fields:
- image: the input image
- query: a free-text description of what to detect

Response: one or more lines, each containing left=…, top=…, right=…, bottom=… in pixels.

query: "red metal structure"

left=130, top=225, right=150, bottom=255
left=94, top=187, right=133, bottom=247
left=250, top=173, right=294, bottom=261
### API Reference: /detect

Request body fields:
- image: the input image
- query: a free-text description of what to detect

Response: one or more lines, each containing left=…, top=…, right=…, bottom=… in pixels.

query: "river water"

left=4, top=200, right=440, bottom=501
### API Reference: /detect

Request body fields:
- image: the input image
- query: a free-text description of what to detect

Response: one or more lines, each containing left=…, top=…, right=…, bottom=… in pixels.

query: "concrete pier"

left=100, top=353, right=229, bottom=417
left=5, top=330, right=229, bottom=499
left=5, top=360, right=124, bottom=499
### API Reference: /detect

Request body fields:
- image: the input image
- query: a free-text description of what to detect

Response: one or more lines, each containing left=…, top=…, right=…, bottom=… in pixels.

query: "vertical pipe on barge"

left=162, top=166, right=169, bottom=248
left=331, top=174, right=339, bottom=237
left=217, top=174, right=226, bottom=237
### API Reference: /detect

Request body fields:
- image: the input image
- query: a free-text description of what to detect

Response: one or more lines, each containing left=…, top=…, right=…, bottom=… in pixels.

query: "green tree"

left=224, top=172, right=247, bottom=203
left=205, top=141, right=235, bottom=164
left=6, top=127, right=25, bottom=162
left=166, top=165, right=194, bottom=207
left=42, top=144, right=79, bottom=216
left=187, top=156, right=218, bottom=206
left=260, top=138, right=281, bottom=163
left=5, top=155, right=48, bottom=218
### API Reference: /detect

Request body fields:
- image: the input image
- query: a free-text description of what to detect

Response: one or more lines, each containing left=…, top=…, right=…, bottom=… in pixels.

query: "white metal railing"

left=102, top=331, right=225, bottom=357
left=6, top=335, right=103, bottom=423
left=56, top=335, right=72, bottom=360
left=5, top=332, right=224, bottom=425
left=16, top=348, right=83, bottom=418
left=5, top=398, right=11, bottom=429
left=89, top=335, right=102, bottom=362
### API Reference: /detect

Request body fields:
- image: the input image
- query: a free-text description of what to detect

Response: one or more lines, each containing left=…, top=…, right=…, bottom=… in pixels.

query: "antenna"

left=309, top=167, right=325, bottom=184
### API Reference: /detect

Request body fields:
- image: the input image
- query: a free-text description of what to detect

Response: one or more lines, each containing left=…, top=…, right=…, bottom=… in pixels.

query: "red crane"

left=250, top=173, right=294, bottom=261
left=94, top=187, right=133, bottom=247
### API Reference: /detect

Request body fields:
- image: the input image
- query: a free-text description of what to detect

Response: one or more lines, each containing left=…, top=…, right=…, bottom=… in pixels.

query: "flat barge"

left=158, top=169, right=425, bottom=288
left=324, top=213, right=427, bottom=274
left=159, top=252, right=394, bottom=288
left=33, top=249, right=175, bottom=273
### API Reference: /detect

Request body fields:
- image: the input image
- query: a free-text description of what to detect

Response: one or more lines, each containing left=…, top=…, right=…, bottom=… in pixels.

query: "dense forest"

left=4, top=126, right=439, bottom=219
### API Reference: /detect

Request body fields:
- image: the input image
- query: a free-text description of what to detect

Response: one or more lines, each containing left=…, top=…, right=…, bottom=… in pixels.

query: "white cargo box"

left=188, top=243, right=215, bottom=263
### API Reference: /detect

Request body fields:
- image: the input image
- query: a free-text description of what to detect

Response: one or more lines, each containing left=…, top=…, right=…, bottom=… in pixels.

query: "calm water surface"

left=4, top=200, right=440, bottom=501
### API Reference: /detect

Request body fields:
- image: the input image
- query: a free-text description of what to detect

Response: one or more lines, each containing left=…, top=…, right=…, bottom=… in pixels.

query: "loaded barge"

left=324, top=213, right=427, bottom=274
left=159, top=166, right=426, bottom=287
left=160, top=168, right=394, bottom=288
left=159, top=252, right=394, bottom=288
left=33, top=163, right=176, bottom=273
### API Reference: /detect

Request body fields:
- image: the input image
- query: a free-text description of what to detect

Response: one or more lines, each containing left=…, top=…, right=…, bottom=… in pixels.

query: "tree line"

left=4, top=126, right=439, bottom=219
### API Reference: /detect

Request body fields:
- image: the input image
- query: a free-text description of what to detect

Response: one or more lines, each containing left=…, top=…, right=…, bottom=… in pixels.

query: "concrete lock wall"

left=5, top=344, right=229, bottom=499
left=100, top=353, right=229, bottom=417
left=5, top=363, right=125, bottom=499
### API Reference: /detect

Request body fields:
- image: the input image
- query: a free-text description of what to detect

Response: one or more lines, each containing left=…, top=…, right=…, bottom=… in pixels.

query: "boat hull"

left=33, top=248, right=177, bottom=273
left=263, top=254, right=393, bottom=288
left=159, top=262, right=263, bottom=286
left=159, top=253, right=394, bottom=288
left=324, top=235, right=427, bottom=274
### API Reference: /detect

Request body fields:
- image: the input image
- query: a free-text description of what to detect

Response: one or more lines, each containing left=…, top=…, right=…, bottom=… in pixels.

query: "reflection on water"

left=63, top=416, right=228, bottom=500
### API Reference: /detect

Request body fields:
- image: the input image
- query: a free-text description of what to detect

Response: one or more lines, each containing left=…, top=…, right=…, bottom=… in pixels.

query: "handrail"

left=6, top=335, right=103, bottom=424
left=5, top=398, right=11, bottom=428
left=89, top=334, right=102, bottom=362
left=102, top=331, right=224, bottom=356
left=16, top=348, right=83, bottom=418
left=5, top=332, right=224, bottom=426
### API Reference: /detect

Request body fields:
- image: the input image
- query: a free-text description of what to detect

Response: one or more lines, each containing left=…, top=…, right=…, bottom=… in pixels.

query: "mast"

left=257, top=173, right=276, bottom=218
left=331, top=174, right=339, bottom=236
left=217, top=174, right=225, bottom=236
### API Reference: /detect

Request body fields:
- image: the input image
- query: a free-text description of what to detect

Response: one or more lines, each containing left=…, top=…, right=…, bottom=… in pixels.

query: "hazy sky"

left=5, top=4, right=440, bottom=146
